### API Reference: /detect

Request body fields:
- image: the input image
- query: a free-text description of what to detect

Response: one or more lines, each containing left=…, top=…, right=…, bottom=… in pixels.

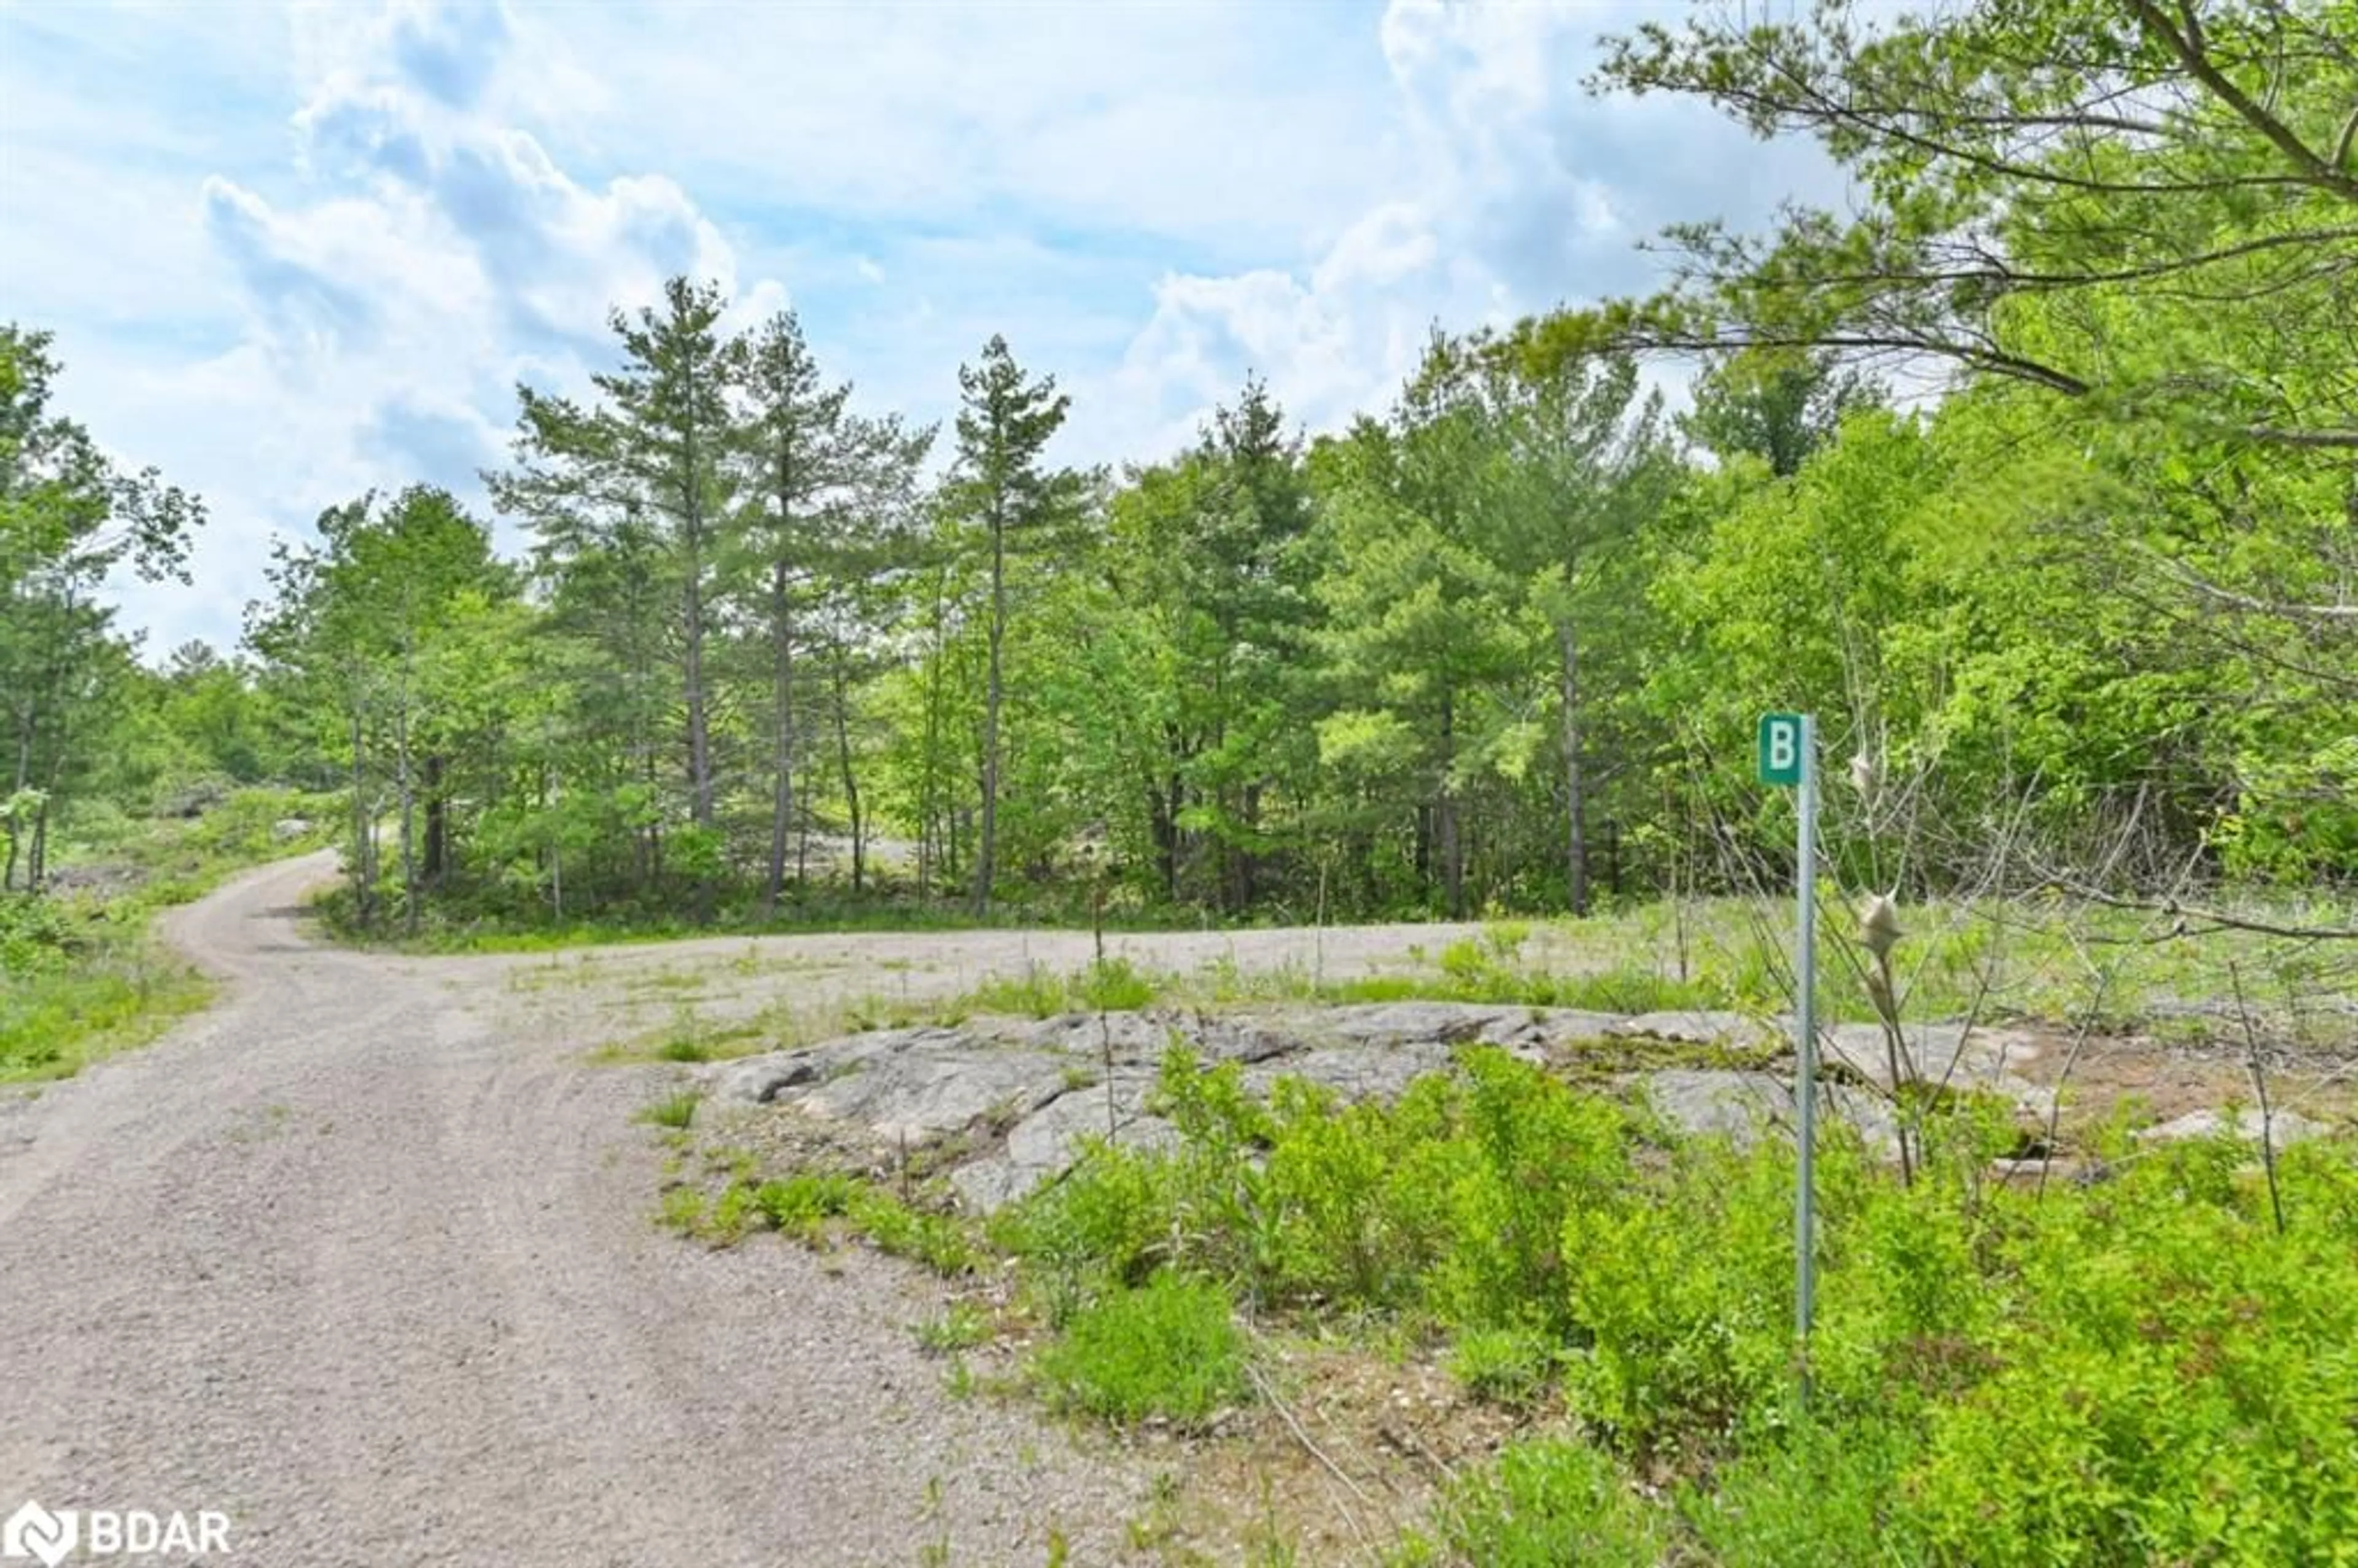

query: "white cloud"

left=0, top=0, right=1846, bottom=654
left=1072, top=0, right=1848, bottom=467
left=64, top=0, right=788, bottom=650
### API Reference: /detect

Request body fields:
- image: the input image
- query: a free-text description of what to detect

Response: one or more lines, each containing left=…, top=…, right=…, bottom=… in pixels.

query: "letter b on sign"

left=1758, top=713, right=1805, bottom=787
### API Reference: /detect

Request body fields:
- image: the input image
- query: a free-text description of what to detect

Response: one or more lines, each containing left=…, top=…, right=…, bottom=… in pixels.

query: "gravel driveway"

left=0, top=855, right=1495, bottom=1566
left=4, top=855, right=1139, bottom=1566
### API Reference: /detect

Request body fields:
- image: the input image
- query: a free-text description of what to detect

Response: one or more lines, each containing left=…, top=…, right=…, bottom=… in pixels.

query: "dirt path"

left=0, top=855, right=1497, bottom=1566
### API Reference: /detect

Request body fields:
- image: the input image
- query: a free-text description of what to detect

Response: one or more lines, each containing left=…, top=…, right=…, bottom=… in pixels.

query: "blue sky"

left=0, top=0, right=1837, bottom=656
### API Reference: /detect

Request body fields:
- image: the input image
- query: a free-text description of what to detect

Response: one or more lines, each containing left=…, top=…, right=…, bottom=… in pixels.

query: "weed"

left=1076, top=955, right=1158, bottom=1012
left=1427, top=1439, right=1665, bottom=1568
left=847, top=1188, right=980, bottom=1276
left=656, top=1186, right=706, bottom=1233
left=655, top=1033, right=714, bottom=1063
left=968, top=963, right=1073, bottom=1019
left=1446, top=1325, right=1560, bottom=1408
left=982, top=1040, right=2358, bottom=1564
left=752, top=1172, right=981, bottom=1275
left=638, top=1089, right=701, bottom=1130
left=753, top=1171, right=863, bottom=1237
left=702, top=1183, right=758, bottom=1245
left=915, top=1301, right=993, bottom=1353
left=1035, top=1269, right=1249, bottom=1427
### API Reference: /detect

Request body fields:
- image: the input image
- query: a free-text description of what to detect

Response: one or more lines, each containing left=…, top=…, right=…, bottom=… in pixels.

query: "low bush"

left=990, top=1044, right=2358, bottom=1565
left=1409, top=1438, right=1666, bottom=1568
left=1034, top=1269, right=1248, bottom=1427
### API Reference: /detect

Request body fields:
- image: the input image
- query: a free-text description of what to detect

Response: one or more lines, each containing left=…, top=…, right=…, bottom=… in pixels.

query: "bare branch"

left=2057, top=883, right=2358, bottom=941
left=2147, top=552, right=2358, bottom=620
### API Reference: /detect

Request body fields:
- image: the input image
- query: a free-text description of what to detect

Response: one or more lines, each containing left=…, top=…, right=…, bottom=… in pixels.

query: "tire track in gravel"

left=0, top=855, right=1142, bottom=1566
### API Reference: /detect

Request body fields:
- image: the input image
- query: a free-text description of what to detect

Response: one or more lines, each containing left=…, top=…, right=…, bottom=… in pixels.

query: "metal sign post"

left=1757, top=713, right=1818, bottom=1359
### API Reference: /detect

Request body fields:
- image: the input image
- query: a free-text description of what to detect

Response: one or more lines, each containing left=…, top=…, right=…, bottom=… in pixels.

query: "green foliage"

left=1034, top=1270, right=1248, bottom=1427
left=845, top=1186, right=981, bottom=1276
left=1075, top=955, right=1156, bottom=1012
left=742, top=1171, right=980, bottom=1275
left=1444, top=1325, right=1560, bottom=1409
left=637, top=1090, right=701, bottom=1130
left=2, top=325, right=207, bottom=892
left=1, top=788, right=337, bottom=1082
left=752, top=1171, right=864, bottom=1237
left=1677, top=1418, right=1928, bottom=1567
left=1420, top=1439, right=1665, bottom=1568
left=989, top=1042, right=2358, bottom=1564
left=914, top=1301, right=992, bottom=1353
left=967, top=963, right=1075, bottom=1019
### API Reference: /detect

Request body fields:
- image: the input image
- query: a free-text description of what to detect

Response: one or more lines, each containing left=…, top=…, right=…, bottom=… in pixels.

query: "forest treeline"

left=7, top=0, right=2351, bottom=934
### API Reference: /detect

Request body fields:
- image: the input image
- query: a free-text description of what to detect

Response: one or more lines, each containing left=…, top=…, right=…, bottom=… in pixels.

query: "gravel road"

left=5, top=855, right=1142, bottom=1567
left=0, top=855, right=1492, bottom=1566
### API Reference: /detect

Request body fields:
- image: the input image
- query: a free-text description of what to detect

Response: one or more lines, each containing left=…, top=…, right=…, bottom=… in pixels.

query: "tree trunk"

left=683, top=569, right=714, bottom=828
left=395, top=685, right=419, bottom=938
left=31, top=654, right=74, bottom=891
left=5, top=699, right=29, bottom=891
left=680, top=370, right=716, bottom=926
left=1556, top=618, right=1589, bottom=917
left=972, top=510, right=1007, bottom=916
left=1239, top=782, right=1262, bottom=909
left=423, top=753, right=448, bottom=885
left=831, top=653, right=865, bottom=893
left=1148, top=761, right=1181, bottom=903
left=349, top=704, right=374, bottom=930
left=916, top=571, right=948, bottom=899
left=1439, top=691, right=1464, bottom=919
left=764, top=561, right=796, bottom=915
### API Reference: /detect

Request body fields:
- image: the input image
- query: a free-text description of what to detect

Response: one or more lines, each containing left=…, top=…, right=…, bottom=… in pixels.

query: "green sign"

left=1757, top=712, right=1805, bottom=786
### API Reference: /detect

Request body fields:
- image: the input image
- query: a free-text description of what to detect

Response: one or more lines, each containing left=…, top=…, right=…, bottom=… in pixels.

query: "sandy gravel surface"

left=0, top=858, right=1089, bottom=1565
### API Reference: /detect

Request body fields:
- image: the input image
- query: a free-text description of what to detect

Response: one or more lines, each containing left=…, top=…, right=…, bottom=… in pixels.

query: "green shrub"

left=1557, top=1132, right=1810, bottom=1456
left=1426, top=1439, right=1664, bottom=1568
left=1075, top=955, right=1159, bottom=1012
left=968, top=964, right=1072, bottom=1019
left=1679, top=1418, right=1929, bottom=1566
left=1446, top=1325, right=1560, bottom=1408
left=753, top=1171, right=864, bottom=1236
left=985, top=1040, right=2358, bottom=1566
left=1428, top=1050, right=1634, bottom=1335
left=0, top=893, right=84, bottom=977
left=1254, top=1075, right=1462, bottom=1311
left=1035, top=1270, right=1248, bottom=1427
left=846, top=1186, right=980, bottom=1276
left=1900, top=1135, right=2358, bottom=1566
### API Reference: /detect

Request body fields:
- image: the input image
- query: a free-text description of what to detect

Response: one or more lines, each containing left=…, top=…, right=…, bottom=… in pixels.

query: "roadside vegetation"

left=0, top=786, right=337, bottom=1082
left=939, top=899, right=2354, bottom=1047
left=656, top=1042, right=2357, bottom=1565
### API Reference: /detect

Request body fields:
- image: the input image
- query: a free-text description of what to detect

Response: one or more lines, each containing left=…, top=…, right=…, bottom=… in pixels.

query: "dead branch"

left=2056, top=883, right=2358, bottom=941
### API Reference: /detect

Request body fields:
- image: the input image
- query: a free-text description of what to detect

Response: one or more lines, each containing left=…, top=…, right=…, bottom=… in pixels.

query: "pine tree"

left=944, top=336, right=1082, bottom=915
